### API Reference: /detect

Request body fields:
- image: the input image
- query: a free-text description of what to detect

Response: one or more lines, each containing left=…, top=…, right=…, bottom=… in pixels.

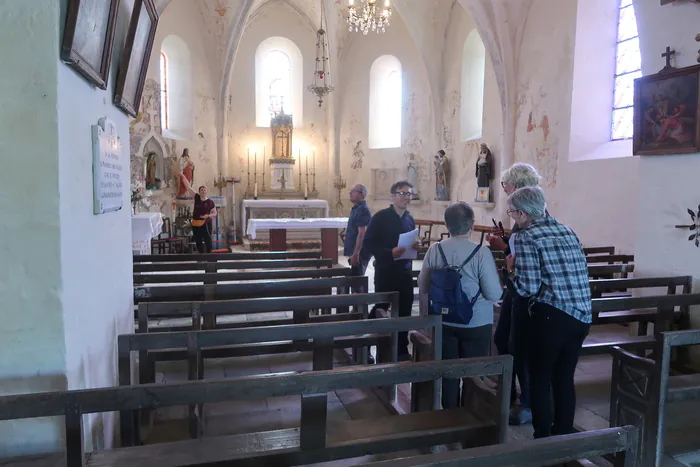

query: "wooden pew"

left=490, top=245, right=616, bottom=260
left=120, top=313, right=440, bottom=442
left=0, top=357, right=512, bottom=467
left=134, top=266, right=353, bottom=285
left=589, top=275, right=691, bottom=300
left=134, top=258, right=332, bottom=273
left=134, top=275, right=369, bottom=306
left=133, top=250, right=321, bottom=263
left=136, top=293, right=401, bottom=386
left=611, top=329, right=700, bottom=467
left=586, top=254, right=634, bottom=264
left=358, top=425, right=639, bottom=467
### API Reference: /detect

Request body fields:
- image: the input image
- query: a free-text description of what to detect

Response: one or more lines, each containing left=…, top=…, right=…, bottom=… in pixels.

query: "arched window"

left=159, top=51, right=169, bottom=130
left=160, top=35, right=192, bottom=139
left=611, top=0, right=641, bottom=140
left=255, top=37, right=303, bottom=127
left=369, top=55, right=402, bottom=149
left=461, top=30, right=486, bottom=141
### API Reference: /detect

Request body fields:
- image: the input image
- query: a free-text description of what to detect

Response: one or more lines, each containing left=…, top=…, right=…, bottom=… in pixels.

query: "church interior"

left=2, top=0, right=700, bottom=465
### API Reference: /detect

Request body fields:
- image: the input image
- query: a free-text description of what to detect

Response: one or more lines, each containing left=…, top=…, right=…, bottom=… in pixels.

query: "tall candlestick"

left=313, top=150, right=315, bottom=173
left=262, top=146, right=266, bottom=190
left=254, top=151, right=257, bottom=172
left=247, top=148, right=250, bottom=172
left=305, top=182, right=308, bottom=199
left=254, top=182, right=258, bottom=198
left=305, top=154, right=309, bottom=175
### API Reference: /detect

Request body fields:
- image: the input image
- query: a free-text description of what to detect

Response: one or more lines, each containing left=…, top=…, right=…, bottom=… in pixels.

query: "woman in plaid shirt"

left=505, top=186, right=592, bottom=439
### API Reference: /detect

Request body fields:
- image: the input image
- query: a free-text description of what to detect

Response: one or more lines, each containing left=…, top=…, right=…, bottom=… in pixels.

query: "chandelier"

left=347, top=0, right=392, bottom=35
left=307, top=0, right=334, bottom=107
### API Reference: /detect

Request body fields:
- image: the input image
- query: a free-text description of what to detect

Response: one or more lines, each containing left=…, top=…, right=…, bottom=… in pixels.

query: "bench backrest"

left=134, top=275, right=369, bottom=304
left=133, top=250, right=322, bottom=263
left=134, top=266, right=353, bottom=285
left=589, top=275, right=692, bottom=298
left=586, top=254, right=634, bottom=264
left=0, top=356, right=513, bottom=464
left=134, top=258, right=333, bottom=273
left=592, top=292, right=700, bottom=313
left=358, top=426, right=639, bottom=467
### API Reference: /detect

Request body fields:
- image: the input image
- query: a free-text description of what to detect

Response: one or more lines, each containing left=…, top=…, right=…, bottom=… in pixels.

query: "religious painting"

left=633, top=65, right=700, bottom=156
left=114, top=0, right=159, bottom=117
left=61, top=0, right=121, bottom=89
left=475, top=187, right=490, bottom=203
left=271, top=110, right=293, bottom=160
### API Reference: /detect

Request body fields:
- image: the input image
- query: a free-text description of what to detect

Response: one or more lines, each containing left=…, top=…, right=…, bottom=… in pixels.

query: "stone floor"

left=140, top=249, right=700, bottom=466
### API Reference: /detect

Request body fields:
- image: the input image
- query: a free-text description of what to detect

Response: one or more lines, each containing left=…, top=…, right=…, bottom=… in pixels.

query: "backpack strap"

left=436, top=242, right=449, bottom=267
left=458, top=244, right=481, bottom=271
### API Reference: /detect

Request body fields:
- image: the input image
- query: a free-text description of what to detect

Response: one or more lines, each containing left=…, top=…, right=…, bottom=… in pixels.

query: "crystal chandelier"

left=347, top=0, right=392, bottom=35
left=307, top=0, right=334, bottom=107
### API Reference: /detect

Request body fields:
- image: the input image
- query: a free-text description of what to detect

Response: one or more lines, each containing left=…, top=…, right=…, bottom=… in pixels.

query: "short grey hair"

left=500, top=163, right=541, bottom=188
left=508, top=186, right=547, bottom=219
left=356, top=184, right=367, bottom=198
left=444, top=202, right=475, bottom=236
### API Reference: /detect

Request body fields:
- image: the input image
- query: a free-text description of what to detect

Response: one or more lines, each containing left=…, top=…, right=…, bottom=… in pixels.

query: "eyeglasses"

left=393, top=191, right=413, bottom=197
left=506, top=209, right=520, bottom=215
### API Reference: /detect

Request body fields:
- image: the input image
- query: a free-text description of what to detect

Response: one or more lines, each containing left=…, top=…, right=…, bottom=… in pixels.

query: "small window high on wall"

left=611, top=0, right=642, bottom=140
left=369, top=55, right=402, bottom=149
left=461, top=30, right=486, bottom=141
left=160, top=52, right=169, bottom=130
left=160, top=35, right=192, bottom=139
left=255, top=37, right=303, bottom=127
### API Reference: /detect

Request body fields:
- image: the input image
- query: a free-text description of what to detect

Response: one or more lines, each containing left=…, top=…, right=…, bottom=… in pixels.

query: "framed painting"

left=61, top=0, right=121, bottom=89
left=633, top=65, right=700, bottom=156
left=114, top=0, right=159, bottom=117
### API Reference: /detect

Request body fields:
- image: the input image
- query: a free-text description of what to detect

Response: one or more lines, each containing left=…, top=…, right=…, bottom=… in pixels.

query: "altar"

left=241, top=199, right=330, bottom=240
left=131, top=212, right=163, bottom=255
left=247, top=217, right=348, bottom=263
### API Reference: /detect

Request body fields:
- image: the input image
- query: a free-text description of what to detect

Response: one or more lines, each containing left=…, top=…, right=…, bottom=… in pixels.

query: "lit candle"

left=247, top=148, right=250, bottom=172
left=254, top=182, right=258, bottom=198
left=254, top=151, right=257, bottom=171
left=305, top=182, right=308, bottom=198
left=306, top=154, right=309, bottom=175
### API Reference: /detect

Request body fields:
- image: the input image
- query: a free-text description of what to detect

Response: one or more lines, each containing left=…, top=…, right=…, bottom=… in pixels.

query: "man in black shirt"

left=363, top=180, right=420, bottom=360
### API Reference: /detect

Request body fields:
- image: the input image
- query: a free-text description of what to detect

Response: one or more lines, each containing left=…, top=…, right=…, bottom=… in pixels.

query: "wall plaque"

left=92, top=116, right=124, bottom=214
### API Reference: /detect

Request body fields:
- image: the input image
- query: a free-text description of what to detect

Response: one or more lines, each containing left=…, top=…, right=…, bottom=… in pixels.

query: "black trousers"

left=192, top=224, right=212, bottom=253
left=527, top=301, right=590, bottom=439
left=494, top=291, right=531, bottom=408
left=441, top=324, right=492, bottom=409
left=372, top=268, right=414, bottom=356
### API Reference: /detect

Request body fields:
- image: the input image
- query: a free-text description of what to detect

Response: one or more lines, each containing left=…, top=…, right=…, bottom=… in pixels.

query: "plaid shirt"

left=511, top=216, right=592, bottom=324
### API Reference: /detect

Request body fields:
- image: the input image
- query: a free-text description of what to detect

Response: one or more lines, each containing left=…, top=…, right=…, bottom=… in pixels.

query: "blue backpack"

left=428, top=243, right=481, bottom=325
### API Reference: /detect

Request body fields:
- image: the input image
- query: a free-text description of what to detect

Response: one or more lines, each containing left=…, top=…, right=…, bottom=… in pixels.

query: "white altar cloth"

left=241, top=199, right=330, bottom=232
left=131, top=212, right=163, bottom=254
left=247, top=217, right=348, bottom=240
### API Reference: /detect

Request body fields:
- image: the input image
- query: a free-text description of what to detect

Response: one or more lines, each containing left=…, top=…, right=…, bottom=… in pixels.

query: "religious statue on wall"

left=145, top=152, right=157, bottom=190
left=271, top=110, right=293, bottom=160
left=177, top=148, right=195, bottom=199
left=434, top=149, right=450, bottom=201
left=406, top=153, right=420, bottom=199
left=475, top=143, right=494, bottom=203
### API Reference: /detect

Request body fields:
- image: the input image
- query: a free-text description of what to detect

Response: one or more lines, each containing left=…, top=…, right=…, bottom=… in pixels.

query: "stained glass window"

left=612, top=0, right=642, bottom=140
left=159, top=52, right=169, bottom=130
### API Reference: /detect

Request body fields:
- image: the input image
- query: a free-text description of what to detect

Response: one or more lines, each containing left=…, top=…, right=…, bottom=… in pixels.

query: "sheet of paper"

left=395, top=228, right=420, bottom=260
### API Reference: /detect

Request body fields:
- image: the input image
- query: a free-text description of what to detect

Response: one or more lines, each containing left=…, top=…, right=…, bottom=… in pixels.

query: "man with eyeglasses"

left=344, top=184, right=372, bottom=276
left=363, top=180, right=421, bottom=360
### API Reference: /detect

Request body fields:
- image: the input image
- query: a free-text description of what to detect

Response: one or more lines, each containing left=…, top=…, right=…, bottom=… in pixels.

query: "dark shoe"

left=397, top=353, right=412, bottom=362
left=367, top=354, right=375, bottom=364
left=508, top=406, right=533, bottom=426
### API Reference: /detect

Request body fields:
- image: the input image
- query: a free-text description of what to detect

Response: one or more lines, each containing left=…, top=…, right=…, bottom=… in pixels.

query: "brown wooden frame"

left=114, top=0, right=159, bottom=117
left=61, top=0, right=121, bottom=89
left=133, top=250, right=322, bottom=263
left=633, top=64, right=700, bottom=156
left=134, top=258, right=332, bottom=273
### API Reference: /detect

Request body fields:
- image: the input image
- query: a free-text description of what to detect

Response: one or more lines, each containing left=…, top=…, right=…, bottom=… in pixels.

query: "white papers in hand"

left=395, top=228, right=420, bottom=260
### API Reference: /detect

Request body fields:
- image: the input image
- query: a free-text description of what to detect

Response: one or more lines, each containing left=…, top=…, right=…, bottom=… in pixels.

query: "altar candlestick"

left=262, top=146, right=266, bottom=190
left=305, top=182, right=308, bottom=199
left=254, top=182, right=258, bottom=198
left=247, top=148, right=250, bottom=172
left=313, top=151, right=315, bottom=173
left=254, top=151, right=257, bottom=172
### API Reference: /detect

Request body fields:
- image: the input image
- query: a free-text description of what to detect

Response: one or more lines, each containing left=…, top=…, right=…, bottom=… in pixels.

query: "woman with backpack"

left=418, top=202, right=503, bottom=409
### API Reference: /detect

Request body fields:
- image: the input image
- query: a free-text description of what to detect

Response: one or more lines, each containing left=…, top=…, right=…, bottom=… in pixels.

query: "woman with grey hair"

left=505, top=186, right=591, bottom=439
left=418, top=202, right=503, bottom=409
left=487, top=162, right=542, bottom=426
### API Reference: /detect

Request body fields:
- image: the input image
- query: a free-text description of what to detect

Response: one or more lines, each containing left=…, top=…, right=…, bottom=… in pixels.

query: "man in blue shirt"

left=344, top=184, right=372, bottom=275
left=363, top=180, right=420, bottom=359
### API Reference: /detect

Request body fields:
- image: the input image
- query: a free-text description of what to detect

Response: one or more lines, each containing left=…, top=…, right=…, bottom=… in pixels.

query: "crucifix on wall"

left=661, top=46, right=677, bottom=72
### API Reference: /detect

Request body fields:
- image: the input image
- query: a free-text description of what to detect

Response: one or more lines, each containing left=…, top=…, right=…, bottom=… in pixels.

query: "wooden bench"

left=133, top=250, right=322, bottom=263
left=134, top=258, right=332, bottom=273
left=490, top=245, right=616, bottom=260
left=135, top=293, right=401, bottom=385
left=611, top=329, right=700, bottom=467
left=589, top=275, right=691, bottom=300
left=358, top=425, right=639, bottom=467
left=134, top=275, right=369, bottom=306
left=120, top=312, right=441, bottom=443
left=586, top=254, right=634, bottom=265
left=0, top=357, right=512, bottom=467
left=134, top=265, right=353, bottom=285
